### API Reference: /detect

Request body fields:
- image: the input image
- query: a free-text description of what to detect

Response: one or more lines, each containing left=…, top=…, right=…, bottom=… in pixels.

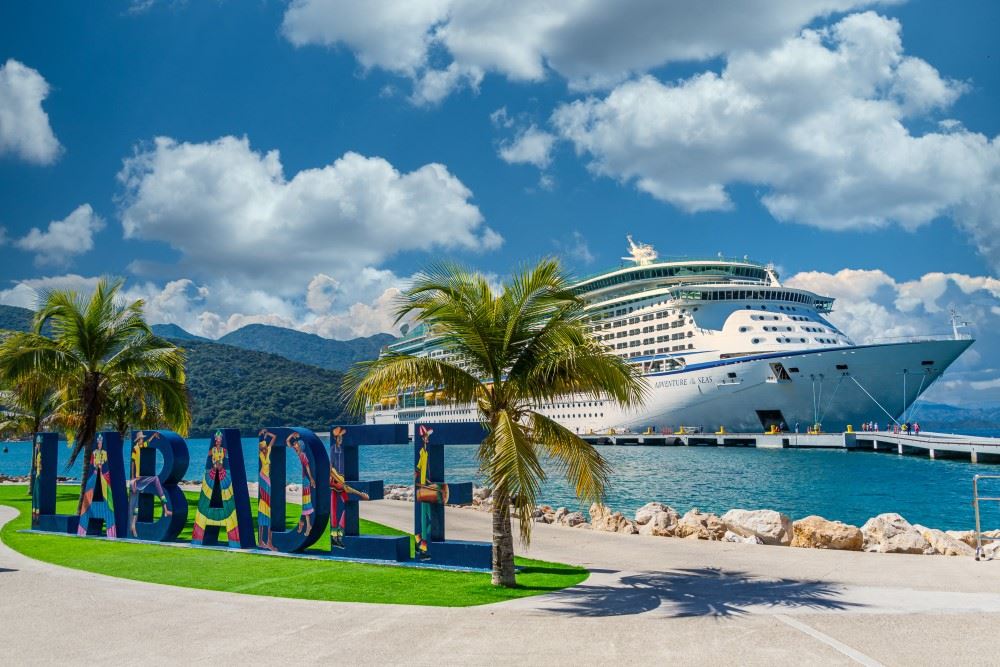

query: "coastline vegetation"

left=343, top=259, right=646, bottom=586
left=0, top=278, right=190, bottom=468
left=0, top=485, right=588, bottom=605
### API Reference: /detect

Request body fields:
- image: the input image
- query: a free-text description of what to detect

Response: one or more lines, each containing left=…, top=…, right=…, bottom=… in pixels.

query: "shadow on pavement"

left=0, top=568, right=17, bottom=574
left=540, top=567, right=863, bottom=617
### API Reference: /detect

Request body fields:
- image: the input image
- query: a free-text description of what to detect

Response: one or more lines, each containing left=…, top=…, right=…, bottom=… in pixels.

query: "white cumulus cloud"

left=498, top=125, right=556, bottom=169
left=281, top=0, right=889, bottom=102
left=0, top=59, right=61, bottom=164
left=117, top=135, right=501, bottom=293
left=552, top=12, right=1000, bottom=270
left=15, top=204, right=104, bottom=266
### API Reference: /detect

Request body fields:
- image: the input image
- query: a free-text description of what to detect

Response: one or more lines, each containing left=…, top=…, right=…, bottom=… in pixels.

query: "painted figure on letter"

left=329, top=427, right=368, bottom=549
left=128, top=430, right=173, bottom=537
left=414, top=425, right=448, bottom=558
left=77, top=434, right=117, bottom=537
left=289, top=432, right=316, bottom=534
left=191, top=430, right=240, bottom=547
left=30, top=434, right=43, bottom=523
left=257, top=429, right=276, bottom=550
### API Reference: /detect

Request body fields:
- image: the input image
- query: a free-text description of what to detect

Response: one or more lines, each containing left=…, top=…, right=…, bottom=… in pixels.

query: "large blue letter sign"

left=127, top=430, right=189, bottom=541
left=261, top=427, right=330, bottom=553
left=30, top=432, right=77, bottom=533
left=413, top=423, right=491, bottom=568
left=191, top=429, right=255, bottom=548
left=77, top=432, right=128, bottom=538
left=329, top=424, right=409, bottom=561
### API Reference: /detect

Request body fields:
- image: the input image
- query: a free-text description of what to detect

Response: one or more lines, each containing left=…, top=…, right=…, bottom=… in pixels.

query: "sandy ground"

left=3, top=501, right=1000, bottom=666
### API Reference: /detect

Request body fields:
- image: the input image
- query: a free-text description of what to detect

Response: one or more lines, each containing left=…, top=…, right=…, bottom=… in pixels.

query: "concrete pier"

left=582, top=430, right=1000, bottom=463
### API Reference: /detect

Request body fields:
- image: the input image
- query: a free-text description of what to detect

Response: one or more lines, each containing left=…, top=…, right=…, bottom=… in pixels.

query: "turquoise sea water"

left=3, top=430, right=999, bottom=531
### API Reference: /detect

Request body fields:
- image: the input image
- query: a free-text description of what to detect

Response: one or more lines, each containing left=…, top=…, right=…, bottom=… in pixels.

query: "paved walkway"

left=3, top=502, right=1000, bottom=665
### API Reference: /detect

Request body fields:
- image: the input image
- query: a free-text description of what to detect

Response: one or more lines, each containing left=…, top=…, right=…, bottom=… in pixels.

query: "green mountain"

left=0, top=304, right=36, bottom=332
left=218, top=324, right=395, bottom=372
left=151, top=323, right=208, bottom=342
left=176, top=339, right=356, bottom=437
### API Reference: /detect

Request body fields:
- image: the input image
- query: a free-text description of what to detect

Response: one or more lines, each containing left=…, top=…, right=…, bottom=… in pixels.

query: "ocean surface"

left=3, top=428, right=999, bottom=531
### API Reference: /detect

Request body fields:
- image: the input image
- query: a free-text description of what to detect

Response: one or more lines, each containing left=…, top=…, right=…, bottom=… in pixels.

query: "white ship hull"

left=372, top=240, right=975, bottom=436
left=372, top=339, right=972, bottom=434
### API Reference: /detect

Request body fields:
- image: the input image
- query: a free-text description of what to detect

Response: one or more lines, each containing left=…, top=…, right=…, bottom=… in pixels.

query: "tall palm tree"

left=0, top=278, right=190, bottom=471
left=343, top=259, right=645, bottom=586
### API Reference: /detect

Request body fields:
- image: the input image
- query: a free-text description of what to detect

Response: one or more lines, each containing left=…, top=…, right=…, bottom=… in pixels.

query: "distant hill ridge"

left=217, top=323, right=395, bottom=372
left=150, top=323, right=208, bottom=342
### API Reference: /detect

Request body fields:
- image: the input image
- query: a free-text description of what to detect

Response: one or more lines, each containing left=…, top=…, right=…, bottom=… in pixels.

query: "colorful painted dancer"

left=329, top=427, right=368, bottom=549
left=127, top=431, right=172, bottom=537
left=77, top=434, right=117, bottom=537
left=257, top=429, right=276, bottom=550
left=30, top=434, right=43, bottom=523
left=415, top=425, right=448, bottom=558
left=191, top=430, right=240, bottom=547
left=289, top=432, right=316, bottom=534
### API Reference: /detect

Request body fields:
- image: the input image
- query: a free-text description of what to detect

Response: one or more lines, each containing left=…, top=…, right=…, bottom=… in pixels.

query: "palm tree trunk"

left=73, top=372, right=102, bottom=473
left=491, top=493, right=517, bottom=587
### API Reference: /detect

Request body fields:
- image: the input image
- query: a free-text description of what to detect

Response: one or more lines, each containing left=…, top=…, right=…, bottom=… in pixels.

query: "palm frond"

left=484, top=411, right=545, bottom=544
left=528, top=411, right=609, bottom=506
left=341, top=353, right=482, bottom=416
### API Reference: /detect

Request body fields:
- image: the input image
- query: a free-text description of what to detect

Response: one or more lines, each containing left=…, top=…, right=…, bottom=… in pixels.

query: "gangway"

left=973, top=474, right=1000, bottom=561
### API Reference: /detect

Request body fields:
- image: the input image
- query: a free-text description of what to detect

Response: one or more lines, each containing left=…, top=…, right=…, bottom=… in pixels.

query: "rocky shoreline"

left=383, top=484, right=1000, bottom=559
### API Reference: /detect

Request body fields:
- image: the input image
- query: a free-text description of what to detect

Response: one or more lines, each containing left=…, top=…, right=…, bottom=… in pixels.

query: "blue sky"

left=0, top=0, right=998, bottom=405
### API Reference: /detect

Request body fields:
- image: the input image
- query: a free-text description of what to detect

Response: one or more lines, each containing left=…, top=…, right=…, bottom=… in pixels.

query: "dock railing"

left=973, top=474, right=1000, bottom=561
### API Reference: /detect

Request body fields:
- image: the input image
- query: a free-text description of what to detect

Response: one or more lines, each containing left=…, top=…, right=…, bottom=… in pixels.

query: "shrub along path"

left=0, top=485, right=586, bottom=606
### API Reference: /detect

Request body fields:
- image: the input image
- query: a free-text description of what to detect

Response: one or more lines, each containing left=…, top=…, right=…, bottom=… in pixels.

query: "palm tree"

left=343, top=259, right=645, bottom=586
left=104, top=373, right=191, bottom=440
left=0, top=376, right=63, bottom=492
left=0, top=278, right=190, bottom=471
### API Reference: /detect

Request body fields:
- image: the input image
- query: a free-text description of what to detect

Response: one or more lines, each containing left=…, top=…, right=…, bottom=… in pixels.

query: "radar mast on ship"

left=623, top=235, right=658, bottom=266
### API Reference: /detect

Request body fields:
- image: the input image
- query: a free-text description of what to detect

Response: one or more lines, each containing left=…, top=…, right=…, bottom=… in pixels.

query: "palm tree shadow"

left=540, top=567, right=863, bottom=618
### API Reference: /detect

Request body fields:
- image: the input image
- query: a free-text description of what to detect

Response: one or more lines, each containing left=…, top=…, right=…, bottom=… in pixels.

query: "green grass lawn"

left=0, top=485, right=587, bottom=606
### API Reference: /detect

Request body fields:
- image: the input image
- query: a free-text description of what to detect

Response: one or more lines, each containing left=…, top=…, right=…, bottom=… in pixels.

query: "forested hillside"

left=177, top=339, right=356, bottom=436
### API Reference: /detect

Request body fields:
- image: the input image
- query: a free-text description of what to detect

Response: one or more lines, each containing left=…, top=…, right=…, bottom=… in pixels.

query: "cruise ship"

left=369, top=238, right=974, bottom=434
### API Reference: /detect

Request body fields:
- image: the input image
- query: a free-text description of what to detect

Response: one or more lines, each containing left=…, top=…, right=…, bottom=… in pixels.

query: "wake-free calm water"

left=2, top=430, right=999, bottom=531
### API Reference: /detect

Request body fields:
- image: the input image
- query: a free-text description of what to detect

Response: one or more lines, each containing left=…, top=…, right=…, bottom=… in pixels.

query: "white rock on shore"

left=724, top=530, right=763, bottom=544
left=674, top=509, right=726, bottom=541
left=590, top=503, right=638, bottom=534
left=861, top=513, right=933, bottom=554
left=913, top=525, right=976, bottom=557
left=634, top=502, right=679, bottom=537
left=791, top=515, right=863, bottom=551
left=721, top=508, right=793, bottom=546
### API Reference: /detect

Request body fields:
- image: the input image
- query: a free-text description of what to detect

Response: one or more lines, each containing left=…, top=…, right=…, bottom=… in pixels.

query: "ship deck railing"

left=867, top=333, right=972, bottom=344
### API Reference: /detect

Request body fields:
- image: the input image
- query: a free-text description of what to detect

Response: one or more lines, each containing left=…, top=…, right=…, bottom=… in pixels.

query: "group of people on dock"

left=860, top=420, right=920, bottom=434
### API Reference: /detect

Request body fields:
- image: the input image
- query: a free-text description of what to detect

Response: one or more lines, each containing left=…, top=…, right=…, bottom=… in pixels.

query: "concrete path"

left=3, top=502, right=1000, bottom=666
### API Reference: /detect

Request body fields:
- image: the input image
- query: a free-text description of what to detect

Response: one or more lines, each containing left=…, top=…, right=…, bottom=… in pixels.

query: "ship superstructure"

left=369, top=239, right=973, bottom=434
